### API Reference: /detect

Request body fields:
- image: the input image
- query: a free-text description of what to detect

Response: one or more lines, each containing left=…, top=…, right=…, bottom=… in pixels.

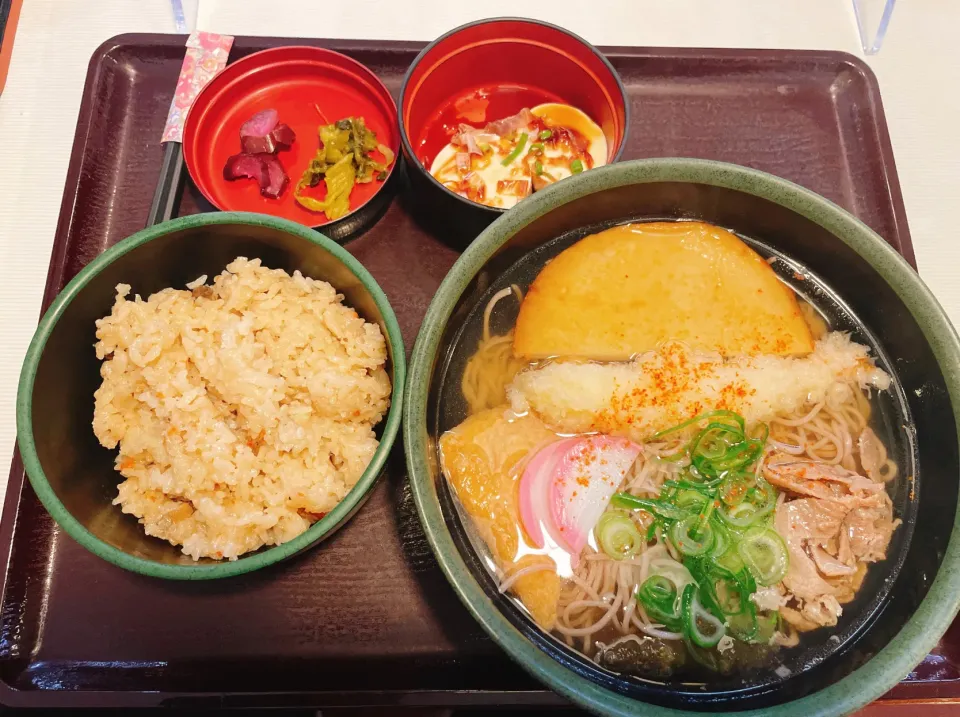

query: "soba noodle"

left=461, top=285, right=530, bottom=414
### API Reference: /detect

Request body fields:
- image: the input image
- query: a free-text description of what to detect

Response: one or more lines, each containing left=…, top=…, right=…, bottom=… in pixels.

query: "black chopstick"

left=146, top=142, right=186, bottom=227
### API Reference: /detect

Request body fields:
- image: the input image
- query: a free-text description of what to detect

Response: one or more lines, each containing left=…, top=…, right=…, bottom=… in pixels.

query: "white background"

left=0, top=0, right=957, bottom=502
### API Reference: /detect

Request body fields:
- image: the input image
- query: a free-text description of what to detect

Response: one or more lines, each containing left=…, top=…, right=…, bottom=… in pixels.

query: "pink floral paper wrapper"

left=161, top=31, right=234, bottom=143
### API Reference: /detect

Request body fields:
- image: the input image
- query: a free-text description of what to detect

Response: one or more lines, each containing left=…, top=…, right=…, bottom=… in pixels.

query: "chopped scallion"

left=596, top=512, right=644, bottom=560
left=501, top=133, right=528, bottom=166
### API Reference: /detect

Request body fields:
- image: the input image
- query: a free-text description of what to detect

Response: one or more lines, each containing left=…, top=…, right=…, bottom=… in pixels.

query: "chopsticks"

left=147, top=31, right=234, bottom=228
left=147, top=143, right=186, bottom=227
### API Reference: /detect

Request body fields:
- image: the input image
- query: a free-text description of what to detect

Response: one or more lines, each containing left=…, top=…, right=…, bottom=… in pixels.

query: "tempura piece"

left=508, top=332, right=889, bottom=443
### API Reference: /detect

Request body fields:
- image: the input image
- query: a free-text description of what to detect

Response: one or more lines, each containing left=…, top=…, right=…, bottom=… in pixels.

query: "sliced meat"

left=826, top=562, right=867, bottom=604
left=843, top=495, right=899, bottom=562
left=764, top=455, right=884, bottom=503
left=775, top=500, right=837, bottom=602
left=765, top=459, right=850, bottom=500
left=780, top=605, right=821, bottom=632
left=837, top=528, right=854, bottom=565
left=452, top=124, right=499, bottom=155
left=800, top=594, right=843, bottom=628
left=751, top=585, right=788, bottom=612
left=858, top=426, right=895, bottom=482
left=811, top=544, right=857, bottom=576
left=779, top=497, right=847, bottom=542
left=485, top=108, right=535, bottom=137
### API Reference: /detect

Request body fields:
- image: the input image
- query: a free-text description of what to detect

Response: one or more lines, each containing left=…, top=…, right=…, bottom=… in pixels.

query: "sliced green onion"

left=645, top=520, right=658, bottom=542
left=697, top=498, right=719, bottom=536
left=737, top=526, right=789, bottom=586
left=709, top=519, right=733, bottom=559
left=663, top=479, right=717, bottom=495
left=671, top=515, right=715, bottom=556
left=501, top=132, right=528, bottom=166
left=596, top=512, right=643, bottom=560
left=651, top=555, right=696, bottom=583
left=637, top=575, right=683, bottom=631
left=570, top=159, right=584, bottom=173
left=716, top=545, right=746, bottom=574
left=616, top=409, right=789, bottom=651
left=686, top=557, right=741, bottom=619
left=649, top=410, right=745, bottom=441
left=754, top=611, right=779, bottom=644
left=675, top=489, right=709, bottom=513
left=719, top=502, right=765, bottom=528
left=689, top=422, right=764, bottom=480
left=529, top=142, right=544, bottom=155
left=725, top=602, right=759, bottom=641
left=748, top=479, right=778, bottom=514
left=534, top=160, right=543, bottom=175
left=719, top=480, right=777, bottom=528
left=718, top=473, right=754, bottom=506
left=682, top=584, right=725, bottom=648
left=611, top=493, right=688, bottom=520
left=539, top=129, right=553, bottom=140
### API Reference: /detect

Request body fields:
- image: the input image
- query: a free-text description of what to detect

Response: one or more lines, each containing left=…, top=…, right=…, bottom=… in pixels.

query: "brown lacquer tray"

left=0, top=34, right=938, bottom=710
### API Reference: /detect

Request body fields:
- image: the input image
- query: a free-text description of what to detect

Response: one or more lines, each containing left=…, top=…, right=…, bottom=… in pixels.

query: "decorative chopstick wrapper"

left=150, top=32, right=233, bottom=227
left=161, top=31, right=234, bottom=143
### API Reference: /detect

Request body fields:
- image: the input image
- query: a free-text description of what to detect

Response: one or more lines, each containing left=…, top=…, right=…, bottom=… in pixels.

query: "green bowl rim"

left=403, top=158, right=960, bottom=716
left=16, top=211, right=406, bottom=580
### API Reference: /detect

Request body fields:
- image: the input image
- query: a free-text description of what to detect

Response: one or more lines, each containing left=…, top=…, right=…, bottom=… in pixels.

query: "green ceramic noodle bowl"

left=16, top=212, right=405, bottom=579
left=404, top=159, right=960, bottom=714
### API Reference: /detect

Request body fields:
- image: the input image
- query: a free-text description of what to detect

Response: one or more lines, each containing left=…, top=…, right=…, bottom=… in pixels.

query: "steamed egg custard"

left=440, top=221, right=902, bottom=680
left=429, top=103, right=608, bottom=209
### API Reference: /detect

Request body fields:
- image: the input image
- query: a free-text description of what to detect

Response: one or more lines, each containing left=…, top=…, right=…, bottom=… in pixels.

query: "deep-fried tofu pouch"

left=514, top=221, right=814, bottom=360
left=439, top=408, right=561, bottom=629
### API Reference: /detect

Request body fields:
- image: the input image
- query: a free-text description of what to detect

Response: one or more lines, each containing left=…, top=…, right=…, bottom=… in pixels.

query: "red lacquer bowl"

left=183, top=46, right=400, bottom=240
left=398, top=17, right=629, bottom=246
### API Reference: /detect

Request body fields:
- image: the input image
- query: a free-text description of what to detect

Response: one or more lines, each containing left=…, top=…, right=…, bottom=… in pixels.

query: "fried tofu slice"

left=439, top=408, right=561, bottom=630
left=513, top=221, right=814, bottom=360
